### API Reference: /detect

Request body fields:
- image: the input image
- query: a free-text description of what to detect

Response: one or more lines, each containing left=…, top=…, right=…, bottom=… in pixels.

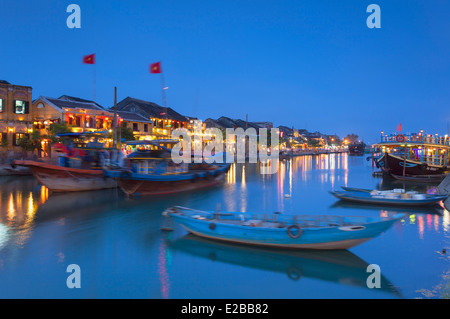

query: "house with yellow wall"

left=0, top=80, right=33, bottom=150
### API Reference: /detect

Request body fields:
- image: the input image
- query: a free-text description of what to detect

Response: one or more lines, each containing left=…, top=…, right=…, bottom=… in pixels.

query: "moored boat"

left=330, top=188, right=448, bottom=206
left=0, top=164, right=31, bottom=176
left=13, top=160, right=117, bottom=192
left=14, top=132, right=118, bottom=192
left=104, top=140, right=230, bottom=196
left=348, top=142, right=366, bottom=156
left=163, top=206, right=404, bottom=250
left=373, top=132, right=450, bottom=180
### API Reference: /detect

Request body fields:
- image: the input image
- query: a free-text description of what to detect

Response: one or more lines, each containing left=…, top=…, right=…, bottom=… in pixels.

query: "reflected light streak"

left=289, top=159, right=293, bottom=197
left=7, top=193, right=15, bottom=223
left=418, top=216, right=424, bottom=239
left=442, top=210, right=449, bottom=233
left=0, top=223, right=9, bottom=251
left=434, top=214, right=439, bottom=232
left=40, top=186, right=49, bottom=204
left=158, top=237, right=171, bottom=299
left=25, top=192, right=37, bottom=227
left=240, top=165, right=247, bottom=212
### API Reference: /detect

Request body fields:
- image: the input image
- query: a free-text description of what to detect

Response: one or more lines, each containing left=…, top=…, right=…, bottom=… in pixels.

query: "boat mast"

left=113, top=86, right=118, bottom=149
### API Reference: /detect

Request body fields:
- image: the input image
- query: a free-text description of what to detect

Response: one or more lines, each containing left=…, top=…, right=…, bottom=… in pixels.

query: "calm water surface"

left=0, top=154, right=449, bottom=299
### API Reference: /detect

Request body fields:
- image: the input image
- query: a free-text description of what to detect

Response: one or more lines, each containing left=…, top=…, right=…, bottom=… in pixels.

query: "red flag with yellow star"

left=83, top=54, right=95, bottom=64
left=150, top=61, right=161, bottom=73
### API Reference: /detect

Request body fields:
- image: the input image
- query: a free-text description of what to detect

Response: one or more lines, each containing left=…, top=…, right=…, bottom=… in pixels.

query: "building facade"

left=115, top=97, right=188, bottom=139
left=32, top=95, right=115, bottom=134
left=0, top=80, right=33, bottom=150
left=116, top=110, right=153, bottom=140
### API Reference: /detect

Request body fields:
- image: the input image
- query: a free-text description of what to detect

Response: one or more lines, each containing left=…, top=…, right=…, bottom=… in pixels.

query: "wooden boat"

left=341, top=186, right=372, bottom=193
left=390, top=173, right=445, bottom=183
left=13, top=132, right=118, bottom=192
left=373, top=132, right=450, bottom=180
left=0, top=164, right=31, bottom=176
left=163, top=206, right=404, bottom=250
left=330, top=189, right=448, bottom=206
left=13, top=160, right=117, bottom=192
left=348, top=142, right=366, bottom=156
left=105, top=140, right=230, bottom=196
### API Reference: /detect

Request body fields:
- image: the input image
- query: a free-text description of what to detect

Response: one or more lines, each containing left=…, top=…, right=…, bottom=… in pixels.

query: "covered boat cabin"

left=122, top=140, right=189, bottom=175
left=374, top=132, right=450, bottom=167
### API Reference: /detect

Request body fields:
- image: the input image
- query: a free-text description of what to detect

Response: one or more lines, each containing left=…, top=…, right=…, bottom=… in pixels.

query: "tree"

left=45, top=122, right=73, bottom=158
left=17, top=131, right=42, bottom=158
left=110, top=125, right=136, bottom=142
left=47, top=122, right=72, bottom=144
left=306, top=139, right=322, bottom=148
left=17, top=136, right=34, bottom=158
left=344, top=133, right=359, bottom=144
left=0, top=136, right=8, bottom=148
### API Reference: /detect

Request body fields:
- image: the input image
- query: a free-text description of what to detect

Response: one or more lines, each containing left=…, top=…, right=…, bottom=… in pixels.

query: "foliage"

left=17, top=136, right=34, bottom=152
left=0, top=136, right=7, bottom=148
left=108, top=126, right=136, bottom=142
left=306, top=139, right=322, bottom=147
left=16, top=130, right=42, bottom=153
left=344, top=133, right=359, bottom=144
left=120, top=125, right=136, bottom=141
left=47, top=122, right=72, bottom=144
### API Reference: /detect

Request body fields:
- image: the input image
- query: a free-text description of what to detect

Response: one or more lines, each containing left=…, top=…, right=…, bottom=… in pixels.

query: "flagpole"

left=93, top=62, right=97, bottom=102
left=160, top=64, right=167, bottom=109
left=113, top=86, right=117, bottom=149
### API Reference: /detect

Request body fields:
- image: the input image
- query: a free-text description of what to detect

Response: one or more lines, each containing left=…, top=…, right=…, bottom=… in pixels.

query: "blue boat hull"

left=105, top=163, right=230, bottom=196
left=168, top=210, right=402, bottom=250
left=330, top=190, right=447, bottom=207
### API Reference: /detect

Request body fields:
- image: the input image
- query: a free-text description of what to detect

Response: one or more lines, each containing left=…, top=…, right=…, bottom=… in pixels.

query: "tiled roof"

left=45, top=97, right=105, bottom=111
left=116, top=111, right=151, bottom=123
left=59, top=95, right=105, bottom=110
left=116, top=97, right=188, bottom=122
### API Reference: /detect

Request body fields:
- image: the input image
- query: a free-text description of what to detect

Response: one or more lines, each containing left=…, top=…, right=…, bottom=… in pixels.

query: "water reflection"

left=158, top=233, right=172, bottom=299
left=169, top=234, right=402, bottom=297
left=0, top=153, right=448, bottom=298
left=0, top=177, right=42, bottom=250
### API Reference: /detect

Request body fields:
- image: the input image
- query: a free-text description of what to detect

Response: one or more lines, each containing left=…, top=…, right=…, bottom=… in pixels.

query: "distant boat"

left=105, top=140, right=230, bottom=196
left=163, top=206, right=403, bottom=250
left=348, top=142, right=366, bottom=156
left=330, top=188, right=448, bottom=207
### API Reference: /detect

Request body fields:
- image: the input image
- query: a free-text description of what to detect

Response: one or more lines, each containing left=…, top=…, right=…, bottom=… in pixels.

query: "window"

left=133, top=123, right=138, bottom=131
left=96, top=118, right=103, bottom=129
left=0, top=99, right=3, bottom=113
left=144, top=124, right=148, bottom=132
left=1, top=133, right=7, bottom=146
left=13, top=133, right=29, bottom=146
left=85, top=117, right=94, bottom=128
left=15, top=100, right=27, bottom=114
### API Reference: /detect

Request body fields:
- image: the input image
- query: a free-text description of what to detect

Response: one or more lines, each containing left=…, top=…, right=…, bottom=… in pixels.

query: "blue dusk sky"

left=1, top=0, right=449, bottom=143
